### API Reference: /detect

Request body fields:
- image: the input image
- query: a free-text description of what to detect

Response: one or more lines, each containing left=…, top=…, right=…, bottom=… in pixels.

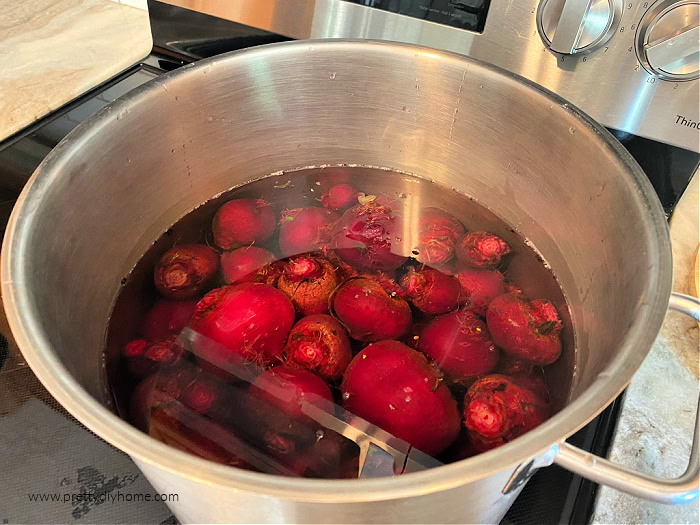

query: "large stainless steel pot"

left=2, top=40, right=698, bottom=524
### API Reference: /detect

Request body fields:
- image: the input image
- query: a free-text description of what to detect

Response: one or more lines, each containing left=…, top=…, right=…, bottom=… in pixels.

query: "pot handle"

left=552, top=292, right=700, bottom=504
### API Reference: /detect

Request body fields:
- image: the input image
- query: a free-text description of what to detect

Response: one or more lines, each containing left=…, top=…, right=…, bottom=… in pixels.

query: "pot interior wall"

left=16, top=42, right=667, bottom=428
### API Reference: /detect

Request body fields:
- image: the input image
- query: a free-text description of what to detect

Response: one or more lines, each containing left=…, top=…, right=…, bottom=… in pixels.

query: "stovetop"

left=0, top=2, right=697, bottom=523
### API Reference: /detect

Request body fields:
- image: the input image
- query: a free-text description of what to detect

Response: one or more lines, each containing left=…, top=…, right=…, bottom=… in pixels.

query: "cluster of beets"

left=123, top=182, right=563, bottom=476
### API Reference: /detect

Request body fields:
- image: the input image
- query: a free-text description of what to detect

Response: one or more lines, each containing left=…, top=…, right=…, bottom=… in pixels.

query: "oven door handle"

left=552, top=292, right=700, bottom=504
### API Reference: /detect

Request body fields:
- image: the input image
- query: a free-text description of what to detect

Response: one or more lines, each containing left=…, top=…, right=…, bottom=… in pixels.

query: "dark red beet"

left=279, top=207, right=339, bottom=257
left=456, top=231, right=511, bottom=269
left=142, top=299, right=198, bottom=340
left=123, top=336, right=184, bottom=377
left=129, top=367, right=217, bottom=431
left=284, top=314, right=352, bottom=381
left=496, top=355, right=549, bottom=400
left=212, top=199, right=276, bottom=250
left=331, top=200, right=408, bottom=271
left=341, top=340, right=460, bottom=455
left=321, top=184, right=359, bottom=211
left=154, top=244, right=218, bottom=300
left=358, top=270, right=405, bottom=299
left=417, top=310, right=499, bottom=381
left=456, top=268, right=505, bottom=316
left=463, top=374, right=549, bottom=452
left=486, top=293, right=562, bottom=365
left=332, top=277, right=412, bottom=342
left=220, top=246, right=275, bottom=284
left=416, top=208, right=465, bottom=265
left=400, top=267, right=460, bottom=315
left=190, top=282, right=295, bottom=368
left=250, top=366, right=333, bottom=419
left=277, top=256, right=339, bottom=316
left=149, top=403, right=256, bottom=470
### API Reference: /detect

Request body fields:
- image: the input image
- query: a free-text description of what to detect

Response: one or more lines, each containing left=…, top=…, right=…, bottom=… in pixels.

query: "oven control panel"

left=162, top=0, right=699, bottom=151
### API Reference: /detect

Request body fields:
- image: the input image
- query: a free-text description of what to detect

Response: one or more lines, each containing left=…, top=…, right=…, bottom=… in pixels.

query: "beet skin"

left=417, top=310, right=499, bottom=382
left=332, top=277, right=412, bottom=342
left=212, top=199, right=276, bottom=250
left=123, top=336, right=184, bottom=377
left=321, top=184, right=359, bottom=211
left=456, top=231, right=510, bottom=269
left=284, top=314, right=352, bottom=381
left=456, top=268, right=505, bottom=316
left=277, top=255, right=339, bottom=316
left=401, top=266, right=461, bottom=315
left=279, top=207, right=339, bottom=257
left=463, top=374, right=549, bottom=452
left=142, top=299, right=198, bottom=340
left=331, top=200, right=407, bottom=271
left=416, top=208, right=464, bottom=265
left=486, top=293, right=562, bottom=365
left=190, top=282, right=295, bottom=368
left=341, top=340, right=460, bottom=455
left=154, top=244, right=218, bottom=300
left=220, top=246, right=276, bottom=284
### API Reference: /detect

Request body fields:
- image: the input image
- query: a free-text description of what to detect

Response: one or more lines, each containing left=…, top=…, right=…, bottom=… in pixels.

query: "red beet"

left=123, top=336, right=184, bottom=377
left=284, top=314, right=352, bottom=381
left=154, top=244, right=219, bottom=300
left=463, top=374, right=549, bottom=452
left=220, top=246, right=276, bottom=284
left=331, top=200, right=408, bottom=271
left=332, top=277, right=412, bottom=342
left=252, top=259, right=286, bottom=286
left=212, top=199, right=276, bottom=250
left=400, top=267, right=460, bottom=315
left=321, top=184, right=359, bottom=211
left=190, top=282, right=295, bottom=368
left=416, top=208, right=465, bottom=265
left=417, top=310, right=499, bottom=381
left=456, top=231, right=511, bottom=269
left=456, top=268, right=505, bottom=316
left=277, top=256, right=339, bottom=316
left=496, top=356, right=549, bottom=400
left=148, top=403, right=256, bottom=470
left=250, top=366, right=333, bottom=419
left=486, top=293, right=562, bottom=365
left=341, top=340, right=460, bottom=455
left=142, top=299, right=198, bottom=340
left=279, top=207, right=339, bottom=257
left=358, top=270, right=405, bottom=299
left=129, top=366, right=221, bottom=431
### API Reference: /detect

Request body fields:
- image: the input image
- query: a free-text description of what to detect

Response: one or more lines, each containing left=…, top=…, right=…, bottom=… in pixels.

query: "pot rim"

left=0, top=39, right=672, bottom=502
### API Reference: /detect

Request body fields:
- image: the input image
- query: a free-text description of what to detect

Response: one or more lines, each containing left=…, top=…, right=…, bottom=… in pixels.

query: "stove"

left=0, top=1, right=697, bottom=523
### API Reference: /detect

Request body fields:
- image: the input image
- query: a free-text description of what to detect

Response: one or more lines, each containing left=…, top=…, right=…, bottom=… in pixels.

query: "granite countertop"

left=592, top=170, right=700, bottom=524
left=0, top=0, right=152, bottom=142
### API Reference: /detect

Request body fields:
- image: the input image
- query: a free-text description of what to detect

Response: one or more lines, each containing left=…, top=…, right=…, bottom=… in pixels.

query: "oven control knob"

left=537, top=0, right=623, bottom=54
left=636, top=0, right=700, bottom=81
